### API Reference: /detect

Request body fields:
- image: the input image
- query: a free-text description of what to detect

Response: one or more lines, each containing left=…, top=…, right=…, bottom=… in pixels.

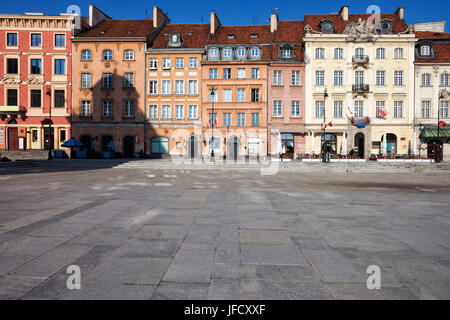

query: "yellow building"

left=304, top=6, right=417, bottom=159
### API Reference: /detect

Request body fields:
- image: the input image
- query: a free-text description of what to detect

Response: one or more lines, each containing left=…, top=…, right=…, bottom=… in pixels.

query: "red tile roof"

left=208, top=25, right=272, bottom=44
left=415, top=31, right=450, bottom=39
left=415, top=31, right=450, bottom=63
left=273, top=21, right=304, bottom=42
left=151, top=24, right=210, bottom=49
left=75, top=19, right=154, bottom=38
left=304, top=14, right=408, bottom=34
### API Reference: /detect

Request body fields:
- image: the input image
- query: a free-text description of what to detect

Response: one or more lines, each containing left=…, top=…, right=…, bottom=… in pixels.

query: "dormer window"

left=228, top=34, right=235, bottom=39
left=209, top=48, right=219, bottom=58
left=250, top=47, right=260, bottom=57
left=320, top=19, right=334, bottom=34
left=420, top=45, right=431, bottom=56
left=279, top=45, right=294, bottom=60
left=282, top=48, right=291, bottom=58
left=237, top=47, right=246, bottom=58
left=223, top=48, right=232, bottom=58
left=168, top=32, right=182, bottom=47
left=378, top=19, right=393, bottom=34
left=250, top=34, right=258, bottom=39
left=172, top=34, right=178, bottom=42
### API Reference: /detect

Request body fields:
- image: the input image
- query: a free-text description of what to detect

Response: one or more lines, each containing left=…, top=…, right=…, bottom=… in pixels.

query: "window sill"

left=188, top=94, right=199, bottom=97
left=79, top=116, right=93, bottom=120
left=101, top=116, right=114, bottom=120
left=290, top=84, right=301, bottom=87
left=101, top=87, right=114, bottom=91
left=122, top=116, right=135, bottom=120
left=272, top=84, right=284, bottom=87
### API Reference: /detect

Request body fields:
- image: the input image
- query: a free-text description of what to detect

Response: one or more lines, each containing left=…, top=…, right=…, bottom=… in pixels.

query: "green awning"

left=420, top=126, right=450, bottom=138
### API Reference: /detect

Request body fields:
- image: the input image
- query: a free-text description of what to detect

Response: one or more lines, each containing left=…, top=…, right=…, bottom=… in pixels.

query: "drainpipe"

left=144, top=44, right=147, bottom=157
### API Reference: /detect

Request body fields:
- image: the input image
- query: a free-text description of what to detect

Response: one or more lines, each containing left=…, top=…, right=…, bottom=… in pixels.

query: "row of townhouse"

left=1, top=5, right=449, bottom=160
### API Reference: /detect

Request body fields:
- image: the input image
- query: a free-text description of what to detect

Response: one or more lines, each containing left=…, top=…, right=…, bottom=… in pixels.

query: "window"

left=175, top=105, right=184, bottom=119
left=81, top=101, right=91, bottom=116
left=237, top=89, right=246, bottom=102
left=421, top=101, right=431, bottom=118
left=149, top=58, right=158, bottom=69
left=251, top=113, right=260, bottom=126
left=82, top=50, right=91, bottom=60
left=315, top=48, right=325, bottom=59
left=223, top=113, right=232, bottom=126
left=7, top=89, right=18, bottom=106
left=175, top=80, right=184, bottom=95
left=315, top=101, right=324, bottom=118
left=282, top=48, right=292, bottom=58
left=55, top=34, right=65, bottom=47
left=251, top=89, right=260, bottom=102
left=441, top=74, right=450, bottom=86
left=124, top=101, right=134, bottom=117
left=333, top=101, right=343, bottom=118
left=334, top=71, right=343, bottom=86
left=440, top=101, right=449, bottom=118
left=188, top=105, right=198, bottom=119
left=376, top=71, right=386, bottom=86
left=103, top=73, right=113, bottom=88
left=209, top=113, right=217, bottom=127
left=394, top=71, right=404, bottom=86
left=60, top=130, right=67, bottom=143
left=315, top=70, right=325, bottom=86
left=237, top=113, right=246, bottom=126
left=162, top=105, right=171, bottom=119
left=376, top=48, right=386, bottom=59
left=394, top=48, right=404, bottom=59
left=251, top=68, right=260, bottom=79
left=223, top=48, right=232, bottom=58
left=188, top=80, right=198, bottom=95
left=394, top=101, right=403, bottom=118
left=376, top=101, right=385, bottom=118
left=124, top=50, right=134, bottom=60
left=223, top=68, right=231, bottom=79
left=7, top=33, right=17, bottom=46
left=292, top=71, right=300, bottom=85
left=292, top=101, right=300, bottom=117
left=237, top=48, right=246, bottom=58
left=54, top=59, right=65, bottom=75
left=152, top=137, right=169, bottom=154
left=420, top=45, right=431, bottom=56
left=31, top=33, right=41, bottom=47
left=422, top=74, right=431, bottom=86
left=102, top=100, right=113, bottom=117
left=148, top=105, right=158, bottom=119
left=162, top=80, right=171, bottom=95
left=32, top=130, right=38, bottom=142
left=103, top=50, right=113, bottom=60
left=250, top=47, right=260, bottom=57
left=223, top=89, right=232, bottom=102
left=355, top=48, right=364, bottom=60
left=209, top=48, right=218, bottom=58
left=31, top=59, right=42, bottom=74
left=162, top=58, right=171, bottom=69
left=237, top=68, right=246, bottom=79
left=30, top=90, right=41, bottom=108
left=209, top=68, right=218, bottom=79
left=81, top=73, right=91, bottom=88
left=209, top=89, right=218, bottom=102
left=7, top=58, right=18, bottom=74
left=176, top=58, right=184, bottom=68
left=54, top=90, right=65, bottom=108
left=354, top=101, right=364, bottom=118
left=334, top=48, right=343, bottom=59
left=273, top=70, right=282, bottom=85
left=273, top=101, right=282, bottom=117
left=189, top=57, right=198, bottom=68
left=148, top=80, right=158, bottom=94
left=124, top=73, right=134, bottom=88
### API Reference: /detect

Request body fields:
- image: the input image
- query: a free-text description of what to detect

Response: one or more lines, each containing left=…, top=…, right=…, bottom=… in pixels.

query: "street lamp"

left=210, top=87, right=215, bottom=162
left=437, top=89, right=447, bottom=163
left=322, top=88, right=328, bottom=163
left=46, top=89, right=53, bottom=160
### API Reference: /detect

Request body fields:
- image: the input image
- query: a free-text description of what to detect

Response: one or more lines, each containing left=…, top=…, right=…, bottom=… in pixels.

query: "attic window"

left=188, top=32, right=193, bottom=36
left=378, top=19, right=393, bottom=34
left=228, top=34, right=235, bottom=39
left=250, top=34, right=258, bottom=38
left=100, top=30, right=106, bottom=34
left=320, top=19, right=334, bottom=34
left=128, top=29, right=133, bottom=34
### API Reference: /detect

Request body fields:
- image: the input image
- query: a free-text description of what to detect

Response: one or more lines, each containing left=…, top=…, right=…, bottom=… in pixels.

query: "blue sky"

left=1, top=0, right=449, bottom=31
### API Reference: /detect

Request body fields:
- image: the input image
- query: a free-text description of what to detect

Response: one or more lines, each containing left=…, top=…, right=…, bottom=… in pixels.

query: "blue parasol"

left=61, top=137, right=84, bottom=148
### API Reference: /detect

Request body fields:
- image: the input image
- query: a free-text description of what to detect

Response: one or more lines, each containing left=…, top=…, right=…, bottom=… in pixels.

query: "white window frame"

left=291, top=101, right=300, bottom=117
left=148, top=105, right=158, bottom=119
left=175, top=105, right=184, bottom=119
left=273, top=70, right=282, bottom=85
left=124, top=50, right=134, bottom=60
left=273, top=100, right=282, bottom=117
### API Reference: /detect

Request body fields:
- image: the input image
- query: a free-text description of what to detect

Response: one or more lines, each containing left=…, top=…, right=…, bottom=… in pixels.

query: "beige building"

left=304, top=6, right=417, bottom=159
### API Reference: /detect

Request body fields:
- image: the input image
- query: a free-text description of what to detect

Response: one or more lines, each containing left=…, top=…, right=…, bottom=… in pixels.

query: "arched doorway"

left=101, top=135, right=113, bottom=152
left=151, top=136, right=169, bottom=158
left=386, top=134, right=397, bottom=155
left=281, top=133, right=294, bottom=159
left=321, top=133, right=337, bottom=154
left=123, top=136, right=135, bottom=158
left=354, top=133, right=365, bottom=158
left=188, top=136, right=198, bottom=159
left=427, top=139, right=443, bottom=162
left=7, top=119, right=19, bottom=151
left=79, top=135, right=92, bottom=151
left=228, top=137, right=240, bottom=161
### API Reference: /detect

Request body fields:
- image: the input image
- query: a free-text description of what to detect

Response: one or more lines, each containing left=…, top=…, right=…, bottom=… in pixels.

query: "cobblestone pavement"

left=0, top=166, right=449, bottom=300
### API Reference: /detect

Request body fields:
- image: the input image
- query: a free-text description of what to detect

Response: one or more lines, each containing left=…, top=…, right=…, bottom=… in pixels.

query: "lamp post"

left=437, top=89, right=447, bottom=163
left=210, top=87, right=215, bottom=162
left=322, top=88, right=328, bottom=163
left=46, top=89, right=53, bottom=160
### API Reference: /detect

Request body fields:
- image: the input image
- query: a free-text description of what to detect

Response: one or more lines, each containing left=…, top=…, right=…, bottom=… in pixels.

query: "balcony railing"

left=352, top=84, right=370, bottom=92
left=352, top=55, right=369, bottom=68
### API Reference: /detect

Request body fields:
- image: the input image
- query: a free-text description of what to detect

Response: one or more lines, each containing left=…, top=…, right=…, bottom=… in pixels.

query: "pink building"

left=268, top=16, right=306, bottom=158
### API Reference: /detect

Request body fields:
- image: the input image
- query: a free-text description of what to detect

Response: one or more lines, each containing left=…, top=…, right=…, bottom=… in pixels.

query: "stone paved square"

left=0, top=163, right=449, bottom=300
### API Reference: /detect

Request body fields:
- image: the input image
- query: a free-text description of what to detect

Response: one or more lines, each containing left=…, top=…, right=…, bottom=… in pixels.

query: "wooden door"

left=8, top=127, right=19, bottom=151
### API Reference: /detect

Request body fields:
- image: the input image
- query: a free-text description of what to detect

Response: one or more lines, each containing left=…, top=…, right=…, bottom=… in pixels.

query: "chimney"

left=270, top=13, right=278, bottom=33
left=339, top=5, right=349, bottom=22
left=210, top=12, right=221, bottom=36
left=88, top=4, right=110, bottom=27
left=153, top=6, right=170, bottom=28
left=395, top=7, right=405, bottom=20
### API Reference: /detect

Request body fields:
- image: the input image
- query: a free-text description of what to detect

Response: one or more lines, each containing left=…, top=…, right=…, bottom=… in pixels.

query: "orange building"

left=145, top=23, right=209, bottom=158
left=201, top=13, right=271, bottom=160
left=71, top=6, right=168, bottom=157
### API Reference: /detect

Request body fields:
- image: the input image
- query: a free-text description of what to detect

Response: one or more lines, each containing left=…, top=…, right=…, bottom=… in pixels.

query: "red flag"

left=439, top=121, right=447, bottom=127
left=377, top=109, right=387, bottom=117
left=207, top=120, right=210, bottom=129
left=214, top=119, right=218, bottom=126
left=328, top=122, right=333, bottom=127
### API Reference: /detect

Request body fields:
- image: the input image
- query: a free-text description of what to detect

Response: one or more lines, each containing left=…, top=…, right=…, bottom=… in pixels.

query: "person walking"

left=109, top=140, right=115, bottom=159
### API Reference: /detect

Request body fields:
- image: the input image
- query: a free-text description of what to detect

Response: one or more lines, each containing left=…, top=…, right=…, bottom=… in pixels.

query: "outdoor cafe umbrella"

left=61, top=137, right=84, bottom=148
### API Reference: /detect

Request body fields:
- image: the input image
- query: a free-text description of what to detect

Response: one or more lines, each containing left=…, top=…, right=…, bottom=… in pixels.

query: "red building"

left=0, top=13, right=74, bottom=152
